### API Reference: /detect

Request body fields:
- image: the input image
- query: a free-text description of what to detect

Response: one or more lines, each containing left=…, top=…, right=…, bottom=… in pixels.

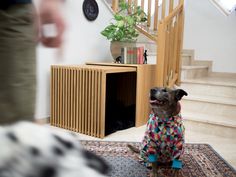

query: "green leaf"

left=127, top=16, right=134, bottom=25
left=114, top=14, right=123, bottom=21
left=101, top=30, right=108, bottom=37
left=117, top=21, right=124, bottom=27
left=119, top=0, right=128, bottom=10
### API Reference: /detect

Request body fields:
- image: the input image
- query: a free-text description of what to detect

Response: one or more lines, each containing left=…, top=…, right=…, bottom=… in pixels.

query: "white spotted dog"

left=0, top=121, right=110, bottom=177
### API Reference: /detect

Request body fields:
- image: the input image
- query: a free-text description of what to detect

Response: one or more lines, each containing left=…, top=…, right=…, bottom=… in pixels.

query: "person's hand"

left=39, top=0, right=65, bottom=48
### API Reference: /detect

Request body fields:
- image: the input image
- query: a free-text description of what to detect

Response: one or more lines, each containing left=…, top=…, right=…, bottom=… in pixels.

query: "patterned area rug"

left=80, top=141, right=236, bottom=177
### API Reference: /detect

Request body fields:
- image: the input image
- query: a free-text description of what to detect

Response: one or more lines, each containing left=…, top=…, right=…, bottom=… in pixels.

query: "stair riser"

left=184, top=120, right=236, bottom=139
left=182, top=100, right=236, bottom=118
left=182, top=55, right=191, bottom=65
left=181, top=68, right=208, bottom=79
left=181, top=83, right=236, bottom=99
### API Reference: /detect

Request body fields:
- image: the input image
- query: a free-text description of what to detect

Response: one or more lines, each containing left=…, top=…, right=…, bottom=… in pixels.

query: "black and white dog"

left=0, top=122, right=110, bottom=177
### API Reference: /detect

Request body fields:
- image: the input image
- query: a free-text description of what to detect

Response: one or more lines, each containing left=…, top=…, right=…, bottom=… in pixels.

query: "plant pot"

left=110, top=41, right=138, bottom=60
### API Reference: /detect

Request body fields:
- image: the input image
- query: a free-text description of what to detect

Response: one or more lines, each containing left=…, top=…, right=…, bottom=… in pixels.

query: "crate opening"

left=105, top=72, right=137, bottom=135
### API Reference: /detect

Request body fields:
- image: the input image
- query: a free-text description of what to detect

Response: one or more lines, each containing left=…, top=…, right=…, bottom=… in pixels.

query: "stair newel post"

left=156, top=21, right=167, bottom=87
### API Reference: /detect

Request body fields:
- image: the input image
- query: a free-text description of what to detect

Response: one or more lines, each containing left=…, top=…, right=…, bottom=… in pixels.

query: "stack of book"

left=120, top=46, right=145, bottom=64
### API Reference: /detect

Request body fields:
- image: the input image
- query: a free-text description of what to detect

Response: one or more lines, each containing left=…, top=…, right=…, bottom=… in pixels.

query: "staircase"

left=180, top=50, right=236, bottom=139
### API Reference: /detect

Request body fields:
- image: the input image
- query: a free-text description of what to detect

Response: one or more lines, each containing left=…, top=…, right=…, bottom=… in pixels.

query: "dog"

left=0, top=121, right=110, bottom=177
left=128, top=87, right=187, bottom=175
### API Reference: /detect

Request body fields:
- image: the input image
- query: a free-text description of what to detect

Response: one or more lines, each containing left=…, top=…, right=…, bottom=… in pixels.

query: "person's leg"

left=0, top=4, right=36, bottom=124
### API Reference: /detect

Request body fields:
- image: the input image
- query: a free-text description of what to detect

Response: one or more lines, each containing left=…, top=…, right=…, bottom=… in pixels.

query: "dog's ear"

left=174, top=89, right=188, bottom=101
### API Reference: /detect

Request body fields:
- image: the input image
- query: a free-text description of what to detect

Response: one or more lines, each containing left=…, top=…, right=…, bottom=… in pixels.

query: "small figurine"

left=143, top=50, right=148, bottom=64
left=114, top=56, right=122, bottom=64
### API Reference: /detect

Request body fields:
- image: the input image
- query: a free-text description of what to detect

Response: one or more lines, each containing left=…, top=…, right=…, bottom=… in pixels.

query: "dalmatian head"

left=0, top=122, right=110, bottom=177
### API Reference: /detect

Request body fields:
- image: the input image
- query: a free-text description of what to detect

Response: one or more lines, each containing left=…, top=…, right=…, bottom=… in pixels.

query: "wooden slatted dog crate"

left=51, top=63, right=156, bottom=138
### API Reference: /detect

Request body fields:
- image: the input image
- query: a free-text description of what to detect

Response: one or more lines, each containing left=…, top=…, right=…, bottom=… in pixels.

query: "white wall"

left=35, top=0, right=113, bottom=119
left=183, top=0, right=236, bottom=73
left=35, top=0, right=236, bottom=119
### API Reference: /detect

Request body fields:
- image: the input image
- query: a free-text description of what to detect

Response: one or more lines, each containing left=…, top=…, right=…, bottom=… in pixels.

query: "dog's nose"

left=150, top=89, right=156, bottom=95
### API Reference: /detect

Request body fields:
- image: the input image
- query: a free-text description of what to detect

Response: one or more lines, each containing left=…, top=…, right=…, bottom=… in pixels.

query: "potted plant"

left=101, top=0, right=147, bottom=60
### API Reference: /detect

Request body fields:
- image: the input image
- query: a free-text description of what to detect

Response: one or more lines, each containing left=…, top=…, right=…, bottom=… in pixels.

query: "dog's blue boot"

left=172, top=159, right=183, bottom=169
left=148, top=154, right=158, bottom=163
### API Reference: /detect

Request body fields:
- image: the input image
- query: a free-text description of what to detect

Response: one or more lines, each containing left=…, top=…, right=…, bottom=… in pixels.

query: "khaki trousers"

left=0, top=4, right=36, bottom=124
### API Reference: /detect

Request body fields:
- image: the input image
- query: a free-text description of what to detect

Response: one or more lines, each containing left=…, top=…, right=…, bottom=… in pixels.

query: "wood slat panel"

left=84, top=69, right=88, bottom=134
left=51, top=66, right=109, bottom=138
left=100, top=72, right=106, bottom=138
left=86, top=69, right=92, bottom=135
left=91, top=70, right=94, bottom=136
left=97, top=71, right=101, bottom=137
left=59, top=68, right=62, bottom=127
left=81, top=69, right=85, bottom=134
left=50, top=67, right=55, bottom=125
left=68, top=69, right=72, bottom=129
left=75, top=69, right=79, bottom=131
left=64, top=69, right=68, bottom=128
left=55, top=67, right=58, bottom=126
left=94, top=70, right=98, bottom=137
left=70, top=69, right=73, bottom=130
left=77, top=69, right=83, bottom=132
left=72, top=69, right=76, bottom=131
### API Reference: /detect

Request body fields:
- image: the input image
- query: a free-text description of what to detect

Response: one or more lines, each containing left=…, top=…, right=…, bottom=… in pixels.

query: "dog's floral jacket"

left=140, top=113, right=185, bottom=166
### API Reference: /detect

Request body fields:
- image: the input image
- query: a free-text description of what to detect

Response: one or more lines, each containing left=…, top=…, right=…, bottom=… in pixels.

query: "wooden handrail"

left=136, top=26, right=158, bottom=41
left=163, top=2, right=184, bottom=24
